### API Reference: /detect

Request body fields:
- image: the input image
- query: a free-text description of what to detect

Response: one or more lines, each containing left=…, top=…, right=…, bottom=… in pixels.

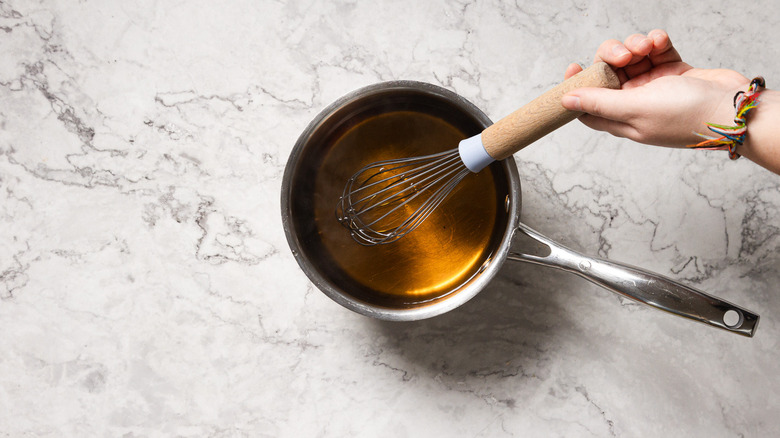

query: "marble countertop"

left=2, top=1, right=779, bottom=436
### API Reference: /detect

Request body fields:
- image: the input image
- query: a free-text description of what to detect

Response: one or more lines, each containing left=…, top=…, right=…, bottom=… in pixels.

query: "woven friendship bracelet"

left=688, top=76, right=766, bottom=160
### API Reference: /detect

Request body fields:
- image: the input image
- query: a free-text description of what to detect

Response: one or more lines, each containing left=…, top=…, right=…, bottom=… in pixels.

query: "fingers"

left=593, top=35, right=651, bottom=83
left=577, top=114, right=638, bottom=140
left=562, top=30, right=684, bottom=96
left=621, top=33, right=654, bottom=78
left=623, top=33, right=654, bottom=64
left=557, top=30, right=691, bottom=145
left=594, top=38, right=633, bottom=68
left=589, top=30, right=682, bottom=82
left=623, top=61, right=693, bottom=89
left=564, top=63, right=583, bottom=80
left=647, top=29, right=682, bottom=65
left=561, top=88, right=637, bottom=122
left=561, top=88, right=641, bottom=140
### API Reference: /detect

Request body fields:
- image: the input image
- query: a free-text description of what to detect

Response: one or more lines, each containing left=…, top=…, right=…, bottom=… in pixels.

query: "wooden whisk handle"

left=482, top=62, right=620, bottom=160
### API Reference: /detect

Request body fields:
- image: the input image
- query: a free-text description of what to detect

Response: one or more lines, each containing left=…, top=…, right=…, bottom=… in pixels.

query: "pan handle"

left=507, top=223, right=759, bottom=337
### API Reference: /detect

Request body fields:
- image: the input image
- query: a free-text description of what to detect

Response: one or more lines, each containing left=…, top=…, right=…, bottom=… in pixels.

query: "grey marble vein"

left=1, top=0, right=779, bottom=437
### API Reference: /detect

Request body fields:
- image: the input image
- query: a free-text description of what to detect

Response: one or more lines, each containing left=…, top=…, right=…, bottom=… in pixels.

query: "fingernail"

left=612, top=44, right=630, bottom=57
left=561, top=95, right=581, bottom=111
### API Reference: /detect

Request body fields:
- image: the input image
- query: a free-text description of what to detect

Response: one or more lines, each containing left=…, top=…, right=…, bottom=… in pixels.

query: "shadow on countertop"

left=367, top=261, right=592, bottom=382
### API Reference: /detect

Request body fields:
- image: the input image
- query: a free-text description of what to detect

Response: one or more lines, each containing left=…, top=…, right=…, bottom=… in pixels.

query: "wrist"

left=707, top=85, right=748, bottom=130
left=687, top=77, right=767, bottom=162
left=681, top=79, right=748, bottom=148
left=740, top=89, right=780, bottom=172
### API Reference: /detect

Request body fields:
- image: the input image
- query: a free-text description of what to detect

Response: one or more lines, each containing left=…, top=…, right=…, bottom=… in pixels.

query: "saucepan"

left=281, top=80, right=759, bottom=337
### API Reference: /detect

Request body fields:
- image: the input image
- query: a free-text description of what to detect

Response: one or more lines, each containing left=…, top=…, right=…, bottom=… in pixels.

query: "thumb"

left=561, top=88, right=633, bottom=122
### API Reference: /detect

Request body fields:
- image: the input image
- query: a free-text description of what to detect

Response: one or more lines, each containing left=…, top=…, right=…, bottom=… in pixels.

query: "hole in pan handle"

left=507, top=223, right=759, bottom=337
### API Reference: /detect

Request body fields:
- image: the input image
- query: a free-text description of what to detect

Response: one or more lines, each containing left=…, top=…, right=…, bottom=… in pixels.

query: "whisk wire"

left=364, top=160, right=466, bottom=232
left=390, top=167, right=469, bottom=238
left=347, top=152, right=460, bottom=205
left=351, top=154, right=463, bottom=218
left=336, top=148, right=472, bottom=245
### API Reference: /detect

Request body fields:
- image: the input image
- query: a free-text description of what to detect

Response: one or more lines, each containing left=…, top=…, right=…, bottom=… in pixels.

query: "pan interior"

left=289, top=87, right=511, bottom=309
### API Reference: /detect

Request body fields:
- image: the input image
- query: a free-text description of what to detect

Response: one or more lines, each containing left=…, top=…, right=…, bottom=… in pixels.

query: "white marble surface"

left=2, top=0, right=779, bottom=436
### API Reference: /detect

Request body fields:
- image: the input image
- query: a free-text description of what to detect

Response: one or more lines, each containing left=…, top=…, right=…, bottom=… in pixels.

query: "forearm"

left=739, top=89, right=780, bottom=174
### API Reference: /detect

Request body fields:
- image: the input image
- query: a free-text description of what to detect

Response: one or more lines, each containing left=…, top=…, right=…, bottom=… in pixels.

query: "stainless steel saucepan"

left=281, top=81, right=758, bottom=337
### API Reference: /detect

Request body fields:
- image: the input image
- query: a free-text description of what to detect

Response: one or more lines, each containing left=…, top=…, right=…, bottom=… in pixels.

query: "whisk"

left=337, top=62, right=620, bottom=245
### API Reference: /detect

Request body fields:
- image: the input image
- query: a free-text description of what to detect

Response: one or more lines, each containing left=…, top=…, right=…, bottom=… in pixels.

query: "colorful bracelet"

left=688, top=76, right=766, bottom=160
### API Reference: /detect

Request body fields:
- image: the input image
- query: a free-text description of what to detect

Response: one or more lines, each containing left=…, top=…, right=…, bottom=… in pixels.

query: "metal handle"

left=507, top=223, right=759, bottom=337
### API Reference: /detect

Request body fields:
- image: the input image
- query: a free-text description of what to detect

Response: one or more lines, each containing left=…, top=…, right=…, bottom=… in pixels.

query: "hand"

left=561, top=30, right=750, bottom=148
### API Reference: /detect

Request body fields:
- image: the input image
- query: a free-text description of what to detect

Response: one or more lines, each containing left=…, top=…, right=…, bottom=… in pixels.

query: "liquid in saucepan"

left=307, top=110, right=505, bottom=307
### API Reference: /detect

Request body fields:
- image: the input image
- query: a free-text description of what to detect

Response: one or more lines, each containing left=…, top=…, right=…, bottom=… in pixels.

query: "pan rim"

left=280, top=80, right=522, bottom=320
